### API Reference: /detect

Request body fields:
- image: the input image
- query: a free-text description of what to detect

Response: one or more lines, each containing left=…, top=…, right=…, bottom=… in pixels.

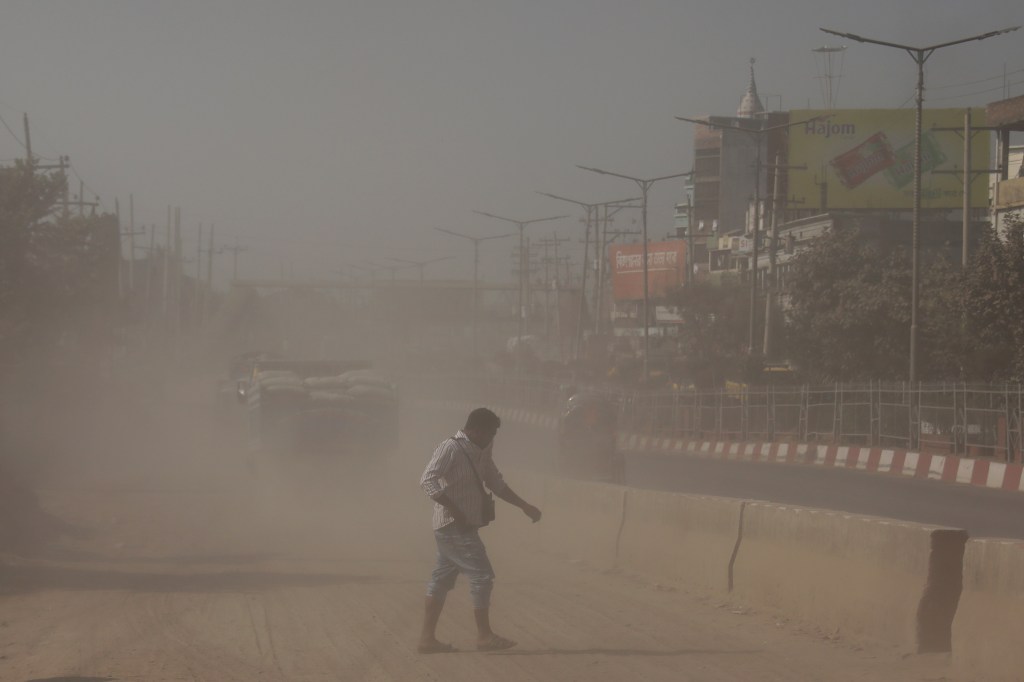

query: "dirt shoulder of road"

left=0, top=443, right=961, bottom=682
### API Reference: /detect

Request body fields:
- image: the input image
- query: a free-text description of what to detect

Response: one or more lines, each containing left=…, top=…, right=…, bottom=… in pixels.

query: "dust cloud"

left=0, top=286, right=547, bottom=576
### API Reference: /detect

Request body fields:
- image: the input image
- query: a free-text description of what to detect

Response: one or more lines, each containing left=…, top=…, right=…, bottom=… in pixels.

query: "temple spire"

left=737, top=58, right=765, bottom=118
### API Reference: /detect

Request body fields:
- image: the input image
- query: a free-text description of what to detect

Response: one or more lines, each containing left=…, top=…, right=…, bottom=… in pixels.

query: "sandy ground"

left=0, top=396, right=961, bottom=681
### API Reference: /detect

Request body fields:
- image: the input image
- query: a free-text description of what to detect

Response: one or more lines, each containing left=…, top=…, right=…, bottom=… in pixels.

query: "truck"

left=241, top=359, right=398, bottom=477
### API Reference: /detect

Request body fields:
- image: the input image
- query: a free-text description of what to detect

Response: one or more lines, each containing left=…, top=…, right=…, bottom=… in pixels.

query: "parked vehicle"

left=556, top=390, right=623, bottom=483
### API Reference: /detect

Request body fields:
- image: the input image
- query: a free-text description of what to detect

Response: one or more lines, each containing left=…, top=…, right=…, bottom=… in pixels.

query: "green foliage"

left=960, top=214, right=1024, bottom=380
left=782, top=217, right=1024, bottom=383
left=0, top=163, right=119, bottom=359
left=787, top=227, right=903, bottom=381
left=784, top=225, right=963, bottom=382
left=666, top=274, right=751, bottom=388
left=0, top=163, right=64, bottom=304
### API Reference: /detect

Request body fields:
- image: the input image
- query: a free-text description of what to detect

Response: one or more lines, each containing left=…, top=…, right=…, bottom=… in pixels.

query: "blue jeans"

left=426, top=524, right=495, bottom=609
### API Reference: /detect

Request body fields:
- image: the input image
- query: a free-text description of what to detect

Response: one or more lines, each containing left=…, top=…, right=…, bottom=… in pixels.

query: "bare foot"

left=477, top=633, right=517, bottom=651
left=417, top=639, right=457, bottom=654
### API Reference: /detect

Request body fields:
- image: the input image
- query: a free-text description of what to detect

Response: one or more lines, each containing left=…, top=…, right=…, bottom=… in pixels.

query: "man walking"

left=418, top=407, right=542, bottom=653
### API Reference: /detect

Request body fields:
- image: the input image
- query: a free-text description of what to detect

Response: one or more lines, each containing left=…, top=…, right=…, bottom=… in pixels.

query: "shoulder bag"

left=454, top=440, right=496, bottom=526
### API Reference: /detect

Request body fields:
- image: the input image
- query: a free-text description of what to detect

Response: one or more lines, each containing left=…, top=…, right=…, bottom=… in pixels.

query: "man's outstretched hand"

left=521, top=504, right=542, bottom=523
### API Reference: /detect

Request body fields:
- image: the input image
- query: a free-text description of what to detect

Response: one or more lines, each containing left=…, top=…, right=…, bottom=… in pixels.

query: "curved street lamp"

left=819, top=25, right=1020, bottom=384
left=434, top=227, right=515, bottom=356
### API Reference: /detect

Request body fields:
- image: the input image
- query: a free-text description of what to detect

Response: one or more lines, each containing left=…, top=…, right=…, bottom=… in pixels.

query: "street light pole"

left=820, top=25, right=1019, bottom=383
left=473, top=211, right=568, bottom=374
left=575, top=166, right=691, bottom=382
left=676, top=114, right=830, bottom=355
left=435, top=227, right=514, bottom=357
left=536, top=192, right=641, bottom=361
left=595, top=203, right=636, bottom=337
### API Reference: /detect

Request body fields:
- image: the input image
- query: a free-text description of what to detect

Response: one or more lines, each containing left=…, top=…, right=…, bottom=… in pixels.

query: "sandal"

left=477, top=634, right=517, bottom=651
left=417, top=640, right=458, bottom=654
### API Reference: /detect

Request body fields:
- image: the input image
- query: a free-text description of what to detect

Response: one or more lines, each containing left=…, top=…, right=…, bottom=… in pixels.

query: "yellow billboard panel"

left=788, top=109, right=989, bottom=210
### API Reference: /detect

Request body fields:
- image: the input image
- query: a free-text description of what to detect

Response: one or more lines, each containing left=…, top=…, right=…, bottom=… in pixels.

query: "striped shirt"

left=420, top=431, right=508, bottom=530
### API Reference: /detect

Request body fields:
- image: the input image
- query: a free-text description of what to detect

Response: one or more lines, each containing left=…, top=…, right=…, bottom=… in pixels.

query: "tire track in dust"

left=138, top=591, right=275, bottom=681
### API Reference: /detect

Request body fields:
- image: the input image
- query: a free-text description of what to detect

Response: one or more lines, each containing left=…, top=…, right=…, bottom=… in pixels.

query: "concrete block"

left=537, top=477, right=626, bottom=570
left=953, top=538, right=1024, bottom=681
left=732, top=502, right=966, bottom=653
left=617, top=490, right=742, bottom=594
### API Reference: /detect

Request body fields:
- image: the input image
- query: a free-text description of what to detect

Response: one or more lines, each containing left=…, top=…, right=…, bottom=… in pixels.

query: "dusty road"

left=0, top=401, right=959, bottom=681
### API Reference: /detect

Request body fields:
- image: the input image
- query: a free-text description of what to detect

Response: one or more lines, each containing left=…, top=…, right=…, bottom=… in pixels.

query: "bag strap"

left=452, top=438, right=488, bottom=496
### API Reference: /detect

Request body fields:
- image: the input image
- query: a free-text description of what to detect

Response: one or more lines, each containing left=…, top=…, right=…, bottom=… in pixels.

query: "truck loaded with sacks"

left=241, top=359, right=398, bottom=473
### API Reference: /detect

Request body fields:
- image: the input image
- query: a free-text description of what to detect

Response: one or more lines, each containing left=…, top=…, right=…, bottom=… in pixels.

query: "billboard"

left=788, top=109, right=990, bottom=210
left=608, top=241, right=686, bottom=301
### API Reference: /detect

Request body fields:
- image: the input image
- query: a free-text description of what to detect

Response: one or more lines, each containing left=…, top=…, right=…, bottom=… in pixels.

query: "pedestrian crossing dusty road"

left=0, top=405, right=958, bottom=681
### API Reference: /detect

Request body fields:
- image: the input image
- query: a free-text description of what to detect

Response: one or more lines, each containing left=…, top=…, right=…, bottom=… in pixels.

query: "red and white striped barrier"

left=419, top=400, right=1024, bottom=494
left=616, top=434, right=1024, bottom=494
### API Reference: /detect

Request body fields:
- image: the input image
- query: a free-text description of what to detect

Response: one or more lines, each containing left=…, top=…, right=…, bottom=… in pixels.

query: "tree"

left=0, top=162, right=119, bottom=360
left=783, top=224, right=962, bottom=382
left=960, top=214, right=1024, bottom=380
left=0, top=163, right=65, bottom=316
left=665, top=274, right=751, bottom=388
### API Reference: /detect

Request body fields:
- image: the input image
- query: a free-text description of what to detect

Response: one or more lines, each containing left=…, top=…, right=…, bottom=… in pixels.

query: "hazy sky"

left=1, top=1, right=1021, bottom=286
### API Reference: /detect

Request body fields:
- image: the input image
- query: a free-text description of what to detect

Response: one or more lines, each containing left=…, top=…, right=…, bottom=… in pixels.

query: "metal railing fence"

left=410, top=375, right=1023, bottom=463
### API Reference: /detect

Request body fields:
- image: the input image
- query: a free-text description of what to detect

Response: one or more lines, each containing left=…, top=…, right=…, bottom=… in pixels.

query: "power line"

left=0, top=113, right=26, bottom=149
left=929, top=65, right=1024, bottom=91
left=67, top=162, right=108, bottom=211
left=928, top=79, right=1024, bottom=102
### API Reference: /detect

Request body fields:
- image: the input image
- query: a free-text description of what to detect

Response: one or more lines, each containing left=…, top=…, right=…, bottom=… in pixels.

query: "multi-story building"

left=989, top=94, right=1024, bottom=233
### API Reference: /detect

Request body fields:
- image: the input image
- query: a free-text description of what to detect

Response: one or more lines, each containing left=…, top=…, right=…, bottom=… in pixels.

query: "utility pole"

left=146, top=224, right=155, bottom=318
left=761, top=157, right=806, bottom=358
left=473, top=210, right=568, bottom=377
left=536, top=192, right=640, bottom=359
left=204, top=224, right=215, bottom=324
left=932, top=112, right=1001, bottom=268
left=195, top=224, right=203, bottom=326
left=577, top=220, right=590, bottom=361
left=685, top=186, right=695, bottom=286
left=223, top=237, right=247, bottom=282
left=174, top=207, right=182, bottom=339
left=677, top=114, right=826, bottom=356
left=128, top=195, right=136, bottom=296
left=763, top=155, right=784, bottom=359
left=163, top=207, right=171, bottom=320
left=595, top=203, right=636, bottom=336
left=538, top=234, right=569, bottom=346
left=575, top=166, right=691, bottom=382
left=61, top=157, right=69, bottom=220
left=115, top=199, right=123, bottom=300
left=23, top=114, right=33, bottom=168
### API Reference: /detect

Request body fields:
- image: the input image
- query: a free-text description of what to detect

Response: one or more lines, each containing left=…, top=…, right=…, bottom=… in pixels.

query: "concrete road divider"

left=731, top=502, right=967, bottom=653
left=953, top=538, right=1024, bottom=681
left=538, top=477, right=626, bottom=570
left=617, top=490, right=743, bottom=594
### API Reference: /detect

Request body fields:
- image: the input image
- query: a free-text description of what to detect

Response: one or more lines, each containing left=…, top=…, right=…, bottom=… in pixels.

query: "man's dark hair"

left=465, top=407, right=501, bottom=432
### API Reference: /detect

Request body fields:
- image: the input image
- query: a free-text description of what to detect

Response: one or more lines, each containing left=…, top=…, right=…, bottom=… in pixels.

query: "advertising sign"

left=609, top=241, right=686, bottom=301
left=788, top=109, right=989, bottom=210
